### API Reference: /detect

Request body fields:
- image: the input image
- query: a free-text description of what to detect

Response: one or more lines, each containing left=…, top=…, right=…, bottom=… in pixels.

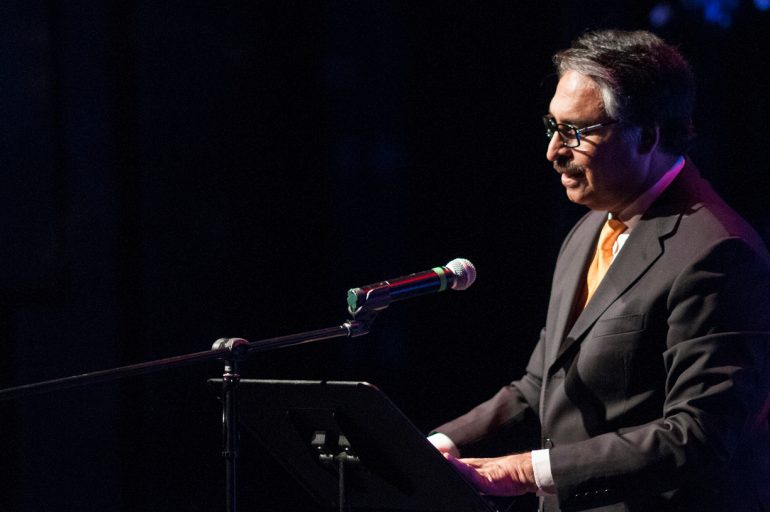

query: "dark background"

left=1, top=1, right=768, bottom=511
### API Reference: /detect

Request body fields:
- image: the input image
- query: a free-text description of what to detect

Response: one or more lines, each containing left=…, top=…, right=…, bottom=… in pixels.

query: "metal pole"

left=214, top=338, right=248, bottom=512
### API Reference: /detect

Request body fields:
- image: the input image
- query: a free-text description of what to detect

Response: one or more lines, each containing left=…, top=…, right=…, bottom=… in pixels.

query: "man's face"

left=546, top=70, right=648, bottom=212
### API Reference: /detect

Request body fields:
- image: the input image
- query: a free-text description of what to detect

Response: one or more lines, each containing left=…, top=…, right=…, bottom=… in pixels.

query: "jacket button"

left=544, top=437, right=554, bottom=448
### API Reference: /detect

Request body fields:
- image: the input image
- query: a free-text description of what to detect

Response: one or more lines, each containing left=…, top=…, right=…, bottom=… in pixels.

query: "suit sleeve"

left=432, top=327, right=546, bottom=452
left=549, top=237, right=770, bottom=510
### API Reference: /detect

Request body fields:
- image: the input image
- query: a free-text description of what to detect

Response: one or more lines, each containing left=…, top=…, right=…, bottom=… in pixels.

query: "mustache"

left=554, top=159, right=584, bottom=174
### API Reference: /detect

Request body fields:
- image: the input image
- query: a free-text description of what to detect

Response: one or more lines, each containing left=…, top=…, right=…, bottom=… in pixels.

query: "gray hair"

left=553, top=30, right=695, bottom=154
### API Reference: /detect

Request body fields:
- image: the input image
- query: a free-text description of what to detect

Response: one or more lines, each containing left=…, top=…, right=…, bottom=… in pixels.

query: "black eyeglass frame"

left=543, top=115, right=618, bottom=148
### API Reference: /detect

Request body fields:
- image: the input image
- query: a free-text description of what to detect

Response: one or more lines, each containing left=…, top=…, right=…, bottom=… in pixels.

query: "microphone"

left=347, top=258, right=476, bottom=314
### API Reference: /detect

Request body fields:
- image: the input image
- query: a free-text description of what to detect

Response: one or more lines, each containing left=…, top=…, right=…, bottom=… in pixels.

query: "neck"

left=611, top=154, right=685, bottom=223
left=608, top=151, right=682, bottom=216
left=647, top=151, right=680, bottom=183
left=632, top=150, right=680, bottom=201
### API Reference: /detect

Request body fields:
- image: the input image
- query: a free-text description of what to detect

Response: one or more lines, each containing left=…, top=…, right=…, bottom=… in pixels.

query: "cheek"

left=582, top=152, right=620, bottom=192
left=582, top=168, right=601, bottom=192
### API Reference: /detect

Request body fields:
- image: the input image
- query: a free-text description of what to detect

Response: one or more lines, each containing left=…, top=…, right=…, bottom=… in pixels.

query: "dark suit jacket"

left=436, top=161, right=770, bottom=511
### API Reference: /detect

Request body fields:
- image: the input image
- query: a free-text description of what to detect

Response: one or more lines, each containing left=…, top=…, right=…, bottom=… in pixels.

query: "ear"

left=638, top=125, right=659, bottom=154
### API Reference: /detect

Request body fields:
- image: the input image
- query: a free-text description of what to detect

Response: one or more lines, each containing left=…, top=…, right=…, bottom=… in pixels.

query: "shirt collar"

left=608, top=155, right=686, bottom=231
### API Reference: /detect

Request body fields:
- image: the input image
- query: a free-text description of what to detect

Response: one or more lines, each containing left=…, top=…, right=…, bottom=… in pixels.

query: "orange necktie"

left=585, top=218, right=627, bottom=305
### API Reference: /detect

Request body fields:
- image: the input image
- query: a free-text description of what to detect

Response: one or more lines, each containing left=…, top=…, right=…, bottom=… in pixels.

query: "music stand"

left=209, top=379, right=505, bottom=512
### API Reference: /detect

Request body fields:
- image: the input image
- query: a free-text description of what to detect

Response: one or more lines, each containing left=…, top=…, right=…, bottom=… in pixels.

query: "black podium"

left=210, top=379, right=509, bottom=512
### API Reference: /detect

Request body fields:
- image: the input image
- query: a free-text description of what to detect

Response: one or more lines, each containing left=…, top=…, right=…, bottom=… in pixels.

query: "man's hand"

left=444, top=452, right=538, bottom=496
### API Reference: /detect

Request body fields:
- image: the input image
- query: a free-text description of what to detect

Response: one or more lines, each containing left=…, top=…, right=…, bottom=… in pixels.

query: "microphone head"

left=446, top=258, right=476, bottom=291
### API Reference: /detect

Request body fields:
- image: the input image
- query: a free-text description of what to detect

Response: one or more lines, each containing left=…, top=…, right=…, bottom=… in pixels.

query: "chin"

left=566, top=190, right=590, bottom=207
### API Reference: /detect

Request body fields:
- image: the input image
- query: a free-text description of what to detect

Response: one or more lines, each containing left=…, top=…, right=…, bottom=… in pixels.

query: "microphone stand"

left=0, top=311, right=379, bottom=512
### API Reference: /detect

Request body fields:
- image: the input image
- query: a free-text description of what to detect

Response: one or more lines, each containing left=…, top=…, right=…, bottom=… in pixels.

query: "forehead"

left=549, top=70, right=605, bottom=123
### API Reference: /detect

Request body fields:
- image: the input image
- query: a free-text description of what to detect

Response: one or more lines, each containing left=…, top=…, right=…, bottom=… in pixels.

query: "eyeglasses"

left=542, top=115, right=618, bottom=148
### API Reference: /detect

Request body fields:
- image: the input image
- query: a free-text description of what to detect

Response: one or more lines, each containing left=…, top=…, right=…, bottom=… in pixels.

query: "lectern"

left=210, top=379, right=511, bottom=512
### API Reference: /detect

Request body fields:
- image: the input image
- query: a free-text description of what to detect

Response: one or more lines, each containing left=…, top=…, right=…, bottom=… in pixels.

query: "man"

left=429, top=30, right=770, bottom=511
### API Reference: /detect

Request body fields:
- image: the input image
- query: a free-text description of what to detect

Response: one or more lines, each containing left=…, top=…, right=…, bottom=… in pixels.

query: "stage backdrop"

left=1, top=2, right=768, bottom=510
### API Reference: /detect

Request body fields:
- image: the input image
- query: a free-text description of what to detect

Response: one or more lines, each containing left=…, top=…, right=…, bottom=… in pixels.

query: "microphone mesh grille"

left=445, top=258, right=476, bottom=291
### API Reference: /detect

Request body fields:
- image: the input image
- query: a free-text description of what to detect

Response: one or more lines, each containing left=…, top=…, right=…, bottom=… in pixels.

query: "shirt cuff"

left=427, top=432, right=460, bottom=457
left=531, top=449, right=556, bottom=495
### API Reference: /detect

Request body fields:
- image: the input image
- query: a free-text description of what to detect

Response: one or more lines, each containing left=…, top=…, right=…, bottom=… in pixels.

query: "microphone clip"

left=344, top=303, right=381, bottom=338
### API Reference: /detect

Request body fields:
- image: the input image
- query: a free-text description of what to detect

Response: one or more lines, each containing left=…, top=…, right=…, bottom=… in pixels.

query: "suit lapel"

left=543, top=212, right=604, bottom=368
left=568, top=215, right=673, bottom=337
left=548, top=173, right=691, bottom=372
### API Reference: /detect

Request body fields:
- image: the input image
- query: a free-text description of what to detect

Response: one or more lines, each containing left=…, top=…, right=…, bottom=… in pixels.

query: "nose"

left=546, top=132, right=570, bottom=163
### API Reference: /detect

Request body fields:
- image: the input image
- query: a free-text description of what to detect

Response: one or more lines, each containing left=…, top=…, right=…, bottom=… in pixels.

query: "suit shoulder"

left=660, top=162, right=769, bottom=258
left=679, top=194, right=768, bottom=258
